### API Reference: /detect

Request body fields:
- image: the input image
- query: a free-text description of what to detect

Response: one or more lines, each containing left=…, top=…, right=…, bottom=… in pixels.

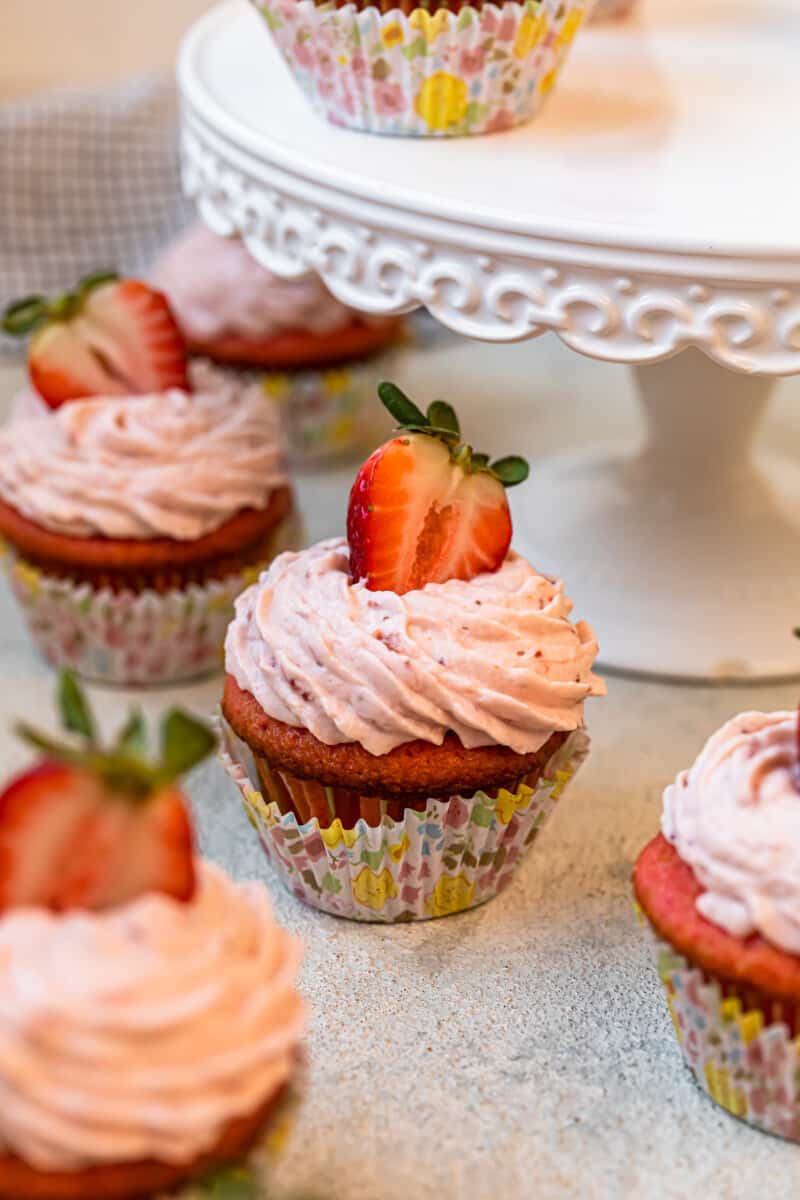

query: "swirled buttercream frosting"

left=0, top=363, right=287, bottom=541
left=225, top=537, right=605, bottom=757
left=663, top=711, right=800, bottom=954
left=153, top=223, right=372, bottom=342
left=0, top=862, right=305, bottom=1171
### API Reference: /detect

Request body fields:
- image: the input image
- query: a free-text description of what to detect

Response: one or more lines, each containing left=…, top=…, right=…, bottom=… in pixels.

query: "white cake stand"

left=178, top=0, right=800, bottom=680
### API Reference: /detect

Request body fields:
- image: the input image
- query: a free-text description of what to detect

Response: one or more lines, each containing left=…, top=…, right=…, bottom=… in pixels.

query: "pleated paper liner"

left=260, top=352, right=402, bottom=463
left=639, top=913, right=800, bottom=1141
left=249, top=0, right=590, bottom=137
left=219, top=717, right=590, bottom=922
left=1, top=512, right=301, bottom=686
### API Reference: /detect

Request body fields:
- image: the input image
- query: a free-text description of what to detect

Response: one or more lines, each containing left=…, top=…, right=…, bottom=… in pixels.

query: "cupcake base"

left=3, top=513, right=301, bottom=686
left=188, top=317, right=403, bottom=370
left=641, top=924, right=800, bottom=1143
left=0, top=1078, right=296, bottom=1200
left=0, top=489, right=295, bottom=591
left=219, top=716, right=590, bottom=922
left=635, top=835, right=800, bottom=1142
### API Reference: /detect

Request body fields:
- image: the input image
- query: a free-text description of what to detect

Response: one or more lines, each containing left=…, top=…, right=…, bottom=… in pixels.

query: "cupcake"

left=0, top=273, right=298, bottom=685
left=220, top=382, right=604, bottom=921
left=249, top=0, right=591, bottom=137
left=152, top=224, right=404, bottom=462
left=0, top=673, right=305, bottom=1200
left=634, top=710, right=800, bottom=1141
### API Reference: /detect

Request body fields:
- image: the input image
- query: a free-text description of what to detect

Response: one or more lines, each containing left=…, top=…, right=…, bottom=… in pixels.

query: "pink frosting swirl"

left=225, top=538, right=605, bottom=757
left=152, top=223, right=370, bottom=343
left=0, top=862, right=305, bottom=1172
left=0, top=363, right=288, bottom=541
left=663, top=711, right=800, bottom=954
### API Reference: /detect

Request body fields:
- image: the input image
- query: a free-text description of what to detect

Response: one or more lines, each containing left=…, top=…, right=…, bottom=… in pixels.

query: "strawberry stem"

left=377, top=382, right=529, bottom=489
left=1, top=271, right=118, bottom=338
left=16, top=671, right=216, bottom=801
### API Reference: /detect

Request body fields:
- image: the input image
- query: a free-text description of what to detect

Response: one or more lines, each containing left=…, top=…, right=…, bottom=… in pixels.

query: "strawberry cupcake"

left=634, top=710, right=800, bottom=1141
left=0, top=273, right=298, bottom=685
left=249, top=0, right=591, bottom=137
left=152, top=223, right=404, bottom=462
left=0, top=673, right=305, bottom=1200
left=220, top=383, right=604, bottom=922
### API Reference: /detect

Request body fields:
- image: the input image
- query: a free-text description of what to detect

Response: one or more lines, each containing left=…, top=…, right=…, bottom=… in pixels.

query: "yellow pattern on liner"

left=262, top=374, right=291, bottom=401
left=513, top=11, right=547, bottom=58
left=352, top=866, right=398, bottom=910
left=408, top=8, right=451, bottom=43
left=703, top=1062, right=748, bottom=1118
left=427, top=874, right=476, bottom=918
left=557, top=8, right=584, bottom=45
left=320, top=820, right=360, bottom=850
left=719, top=996, right=764, bottom=1044
left=381, top=21, right=404, bottom=48
left=550, top=767, right=574, bottom=800
left=495, top=782, right=535, bottom=825
left=414, top=72, right=468, bottom=131
left=12, top=559, right=42, bottom=599
left=321, top=367, right=352, bottom=395
left=388, top=833, right=410, bottom=862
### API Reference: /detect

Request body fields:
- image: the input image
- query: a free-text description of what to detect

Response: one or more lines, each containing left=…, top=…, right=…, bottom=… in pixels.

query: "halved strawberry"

left=3, top=273, right=190, bottom=409
left=347, top=383, right=528, bottom=594
left=0, top=671, right=215, bottom=914
left=0, top=764, right=194, bottom=913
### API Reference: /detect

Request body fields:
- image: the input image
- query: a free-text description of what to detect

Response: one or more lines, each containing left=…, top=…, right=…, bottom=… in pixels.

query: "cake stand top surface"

left=179, top=0, right=800, bottom=368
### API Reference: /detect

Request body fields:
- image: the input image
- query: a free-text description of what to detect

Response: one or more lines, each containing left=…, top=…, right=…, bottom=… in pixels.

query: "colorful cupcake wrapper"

left=250, top=0, right=590, bottom=137
left=256, top=351, right=400, bottom=462
left=219, top=717, right=590, bottom=922
left=2, top=514, right=300, bottom=687
left=589, top=0, right=638, bottom=20
left=641, top=917, right=800, bottom=1142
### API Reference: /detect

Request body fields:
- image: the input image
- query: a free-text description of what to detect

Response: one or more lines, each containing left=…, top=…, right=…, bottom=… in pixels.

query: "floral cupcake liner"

left=590, top=0, right=638, bottom=20
left=642, top=919, right=800, bottom=1142
left=259, top=352, right=399, bottom=463
left=219, top=717, right=590, bottom=922
left=2, top=514, right=300, bottom=686
left=251, top=0, right=590, bottom=137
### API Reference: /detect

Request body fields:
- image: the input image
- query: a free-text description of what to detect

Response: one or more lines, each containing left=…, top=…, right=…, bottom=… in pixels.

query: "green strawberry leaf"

left=58, top=670, right=96, bottom=744
left=1, top=295, right=48, bottom=336
left=490, top=456, right=530, bottom=488
left=202, top=1165, right=260, bottom=1199
left=160, top=710, right=217, bottom=782
left=115, top=709, right=147, bottom=757
left=378, top=381, right=429, bottom=428
left=427, top=400, right=460, bottom=437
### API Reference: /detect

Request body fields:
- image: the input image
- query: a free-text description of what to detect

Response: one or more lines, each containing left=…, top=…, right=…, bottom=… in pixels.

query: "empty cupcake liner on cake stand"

left=219, top=718, right=590, bottom=922
left=249, top=0, right=590, bottom=137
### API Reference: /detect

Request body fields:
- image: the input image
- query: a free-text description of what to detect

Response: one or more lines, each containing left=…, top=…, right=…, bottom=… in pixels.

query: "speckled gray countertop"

left=2, top=338, right=800, bottom=1199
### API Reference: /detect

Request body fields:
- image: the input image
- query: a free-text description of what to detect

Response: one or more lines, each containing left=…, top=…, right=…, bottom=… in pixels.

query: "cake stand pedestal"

left=178, top=0, right=800, bottom=679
